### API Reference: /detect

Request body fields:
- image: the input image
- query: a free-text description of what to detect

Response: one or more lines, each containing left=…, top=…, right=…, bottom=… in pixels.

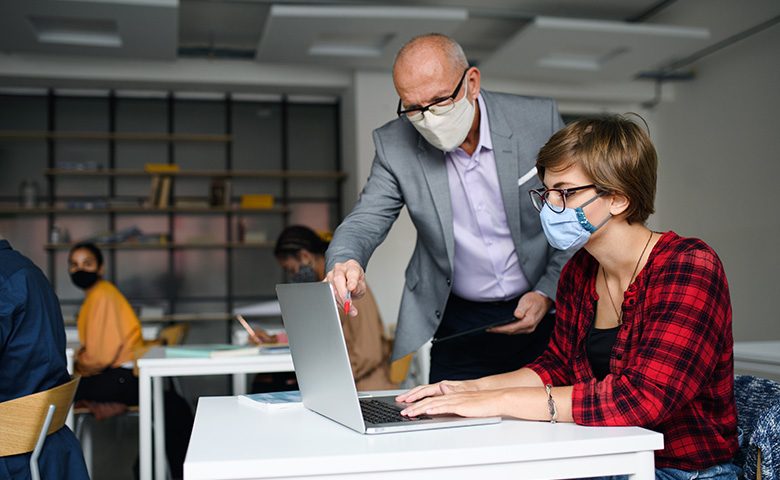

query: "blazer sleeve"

left=326, top=129, right=405, bottom=271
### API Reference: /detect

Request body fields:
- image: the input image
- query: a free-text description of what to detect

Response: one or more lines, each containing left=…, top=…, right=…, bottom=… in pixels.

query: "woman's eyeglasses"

left=528, top=185, right=599, bottom=213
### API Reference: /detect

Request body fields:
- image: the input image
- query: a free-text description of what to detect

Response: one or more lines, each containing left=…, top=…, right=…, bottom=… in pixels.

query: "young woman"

left=69, top=242, right=193, bottom=479
left=397, top=115, right=739, bottom=479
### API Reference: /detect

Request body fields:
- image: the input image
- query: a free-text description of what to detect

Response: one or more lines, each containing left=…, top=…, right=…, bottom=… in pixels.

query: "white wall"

left=650, top=22, right=780, bottom=341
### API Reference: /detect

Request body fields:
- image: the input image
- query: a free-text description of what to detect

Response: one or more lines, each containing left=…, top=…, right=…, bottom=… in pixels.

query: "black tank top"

left=586, top=323, right=620, bottom=380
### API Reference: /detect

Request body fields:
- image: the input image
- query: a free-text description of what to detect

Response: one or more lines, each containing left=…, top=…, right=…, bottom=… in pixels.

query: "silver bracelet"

left=545, top=384, right=558, bottom=424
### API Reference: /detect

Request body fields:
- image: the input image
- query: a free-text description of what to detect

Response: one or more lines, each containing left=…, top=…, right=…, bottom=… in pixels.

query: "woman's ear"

left=609, top=193, right=630, bottom=217
left=297, top=249, right=315, bottom=266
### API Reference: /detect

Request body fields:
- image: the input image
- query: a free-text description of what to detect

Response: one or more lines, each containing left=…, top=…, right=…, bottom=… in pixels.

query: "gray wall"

left=651, top=23, right=780, bottom=341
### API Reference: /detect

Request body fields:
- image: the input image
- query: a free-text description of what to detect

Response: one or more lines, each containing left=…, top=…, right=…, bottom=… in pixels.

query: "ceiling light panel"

left=0, top=0, right=177, bottom=60
left=479, top=16, right=710, bottom=83
left=255, top=5, right=468, bottom=69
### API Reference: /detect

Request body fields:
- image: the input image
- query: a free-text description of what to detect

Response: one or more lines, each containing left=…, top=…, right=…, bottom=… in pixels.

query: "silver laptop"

left=276, top=282, right=501, bottom=434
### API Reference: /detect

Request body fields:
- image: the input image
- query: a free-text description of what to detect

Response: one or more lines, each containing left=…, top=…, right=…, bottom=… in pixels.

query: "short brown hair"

left=536, top=114, right=657, bottom=224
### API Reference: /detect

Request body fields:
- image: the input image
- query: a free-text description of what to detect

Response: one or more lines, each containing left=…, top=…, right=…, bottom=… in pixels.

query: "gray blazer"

left=327, top=90, right=573, bottom=359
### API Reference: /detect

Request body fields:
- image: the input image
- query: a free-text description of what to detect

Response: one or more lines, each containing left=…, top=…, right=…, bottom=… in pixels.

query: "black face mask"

left=290, top=265, right=318, bottom=283
left=70, top=270, right=99, bottom=290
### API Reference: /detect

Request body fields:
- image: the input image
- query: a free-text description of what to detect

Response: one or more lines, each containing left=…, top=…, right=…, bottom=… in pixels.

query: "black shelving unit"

left=0, top=91, right=346, bottom=327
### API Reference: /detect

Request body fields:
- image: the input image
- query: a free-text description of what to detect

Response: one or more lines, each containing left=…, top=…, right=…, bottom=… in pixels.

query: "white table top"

left=137, top=346, right=294, bottom=373
left=733, top=341, right=780, bottom=365
left=185, top=396, right=663, bottom=480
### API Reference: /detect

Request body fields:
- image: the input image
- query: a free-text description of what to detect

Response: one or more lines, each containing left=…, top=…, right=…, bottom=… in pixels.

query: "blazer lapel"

left=485, top=94, right=523, bottom=248
left=417, top=137, right=455, bottom=267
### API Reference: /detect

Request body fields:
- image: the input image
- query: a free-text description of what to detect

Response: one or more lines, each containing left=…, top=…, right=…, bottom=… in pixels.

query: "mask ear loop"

left=574, top=191, right=611, bottom=233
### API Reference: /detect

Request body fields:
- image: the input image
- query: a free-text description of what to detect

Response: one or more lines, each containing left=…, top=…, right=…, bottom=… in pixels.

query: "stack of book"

left=145, top=163, right=179, bottom=208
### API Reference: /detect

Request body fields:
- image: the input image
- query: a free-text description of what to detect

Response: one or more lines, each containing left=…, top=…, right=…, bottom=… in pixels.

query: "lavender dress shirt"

left=445, top=95, right=530, bottom=302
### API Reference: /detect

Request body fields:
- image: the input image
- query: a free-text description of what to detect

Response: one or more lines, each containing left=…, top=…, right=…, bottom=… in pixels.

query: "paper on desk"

left=233, top=300, right=282, bottom=317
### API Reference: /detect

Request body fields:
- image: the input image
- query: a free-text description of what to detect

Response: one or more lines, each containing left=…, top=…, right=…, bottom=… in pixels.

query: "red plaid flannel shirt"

left=527, top=231, right=738, bottom=470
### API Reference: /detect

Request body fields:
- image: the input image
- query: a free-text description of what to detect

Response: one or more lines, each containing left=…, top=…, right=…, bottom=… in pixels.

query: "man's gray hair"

left=394, top=33, right=468, bottom=72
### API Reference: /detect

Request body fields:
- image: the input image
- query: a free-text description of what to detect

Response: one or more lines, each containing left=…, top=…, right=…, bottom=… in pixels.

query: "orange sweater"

left=340, top=287, right=398, bottom=390
left=75, top=280, right=145, bottom=377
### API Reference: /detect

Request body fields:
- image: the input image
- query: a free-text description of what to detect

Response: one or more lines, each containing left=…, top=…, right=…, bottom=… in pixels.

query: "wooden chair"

left=0, top=376, right=81, bottom=480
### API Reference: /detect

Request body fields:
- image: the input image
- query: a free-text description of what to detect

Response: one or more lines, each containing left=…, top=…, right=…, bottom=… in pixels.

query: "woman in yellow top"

left=69, top=242, right=193, bottom=479
left=70, top=242, right=145, bottom=404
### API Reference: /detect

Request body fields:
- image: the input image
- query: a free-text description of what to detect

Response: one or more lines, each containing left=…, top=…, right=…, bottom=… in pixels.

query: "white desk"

left=185, top=396, right=664, bottom=480
left=734, top=341, right=780, bottom=378
left=138, top=347, right=294, bottom=480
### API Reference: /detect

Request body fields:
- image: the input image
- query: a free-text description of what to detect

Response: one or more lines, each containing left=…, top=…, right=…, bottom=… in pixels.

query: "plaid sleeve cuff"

left=527, top=362, right=555, bottom=386
left=571, top=381, right=589, bottom=424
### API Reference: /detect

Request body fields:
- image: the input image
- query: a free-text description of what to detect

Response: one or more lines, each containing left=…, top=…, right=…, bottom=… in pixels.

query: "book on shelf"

left=240, top=194, right=274, bottom=209
left=157, top=176, right=172, bottom=208
left=144, top=163, right=180, bottom=174
left=165, top=344, right=261, bottom=358
left=209, top=177, right=232, bottom=207
left=238, top=390, right=302, bottom=410
left=146, top=175, right=173, bottom=208
left=146, top=175, right=161, bottom=207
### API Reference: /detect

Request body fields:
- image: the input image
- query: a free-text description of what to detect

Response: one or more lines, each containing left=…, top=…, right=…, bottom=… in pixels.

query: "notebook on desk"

left=276, top=282, right=501, bottom=434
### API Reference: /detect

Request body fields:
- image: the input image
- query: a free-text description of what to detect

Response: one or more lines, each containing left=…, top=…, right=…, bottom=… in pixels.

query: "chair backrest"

left=156, top=323, right=189, bottom=346
left=0, top=376, right=80, bottom=456
left=734, top=374, right=780, bottom=478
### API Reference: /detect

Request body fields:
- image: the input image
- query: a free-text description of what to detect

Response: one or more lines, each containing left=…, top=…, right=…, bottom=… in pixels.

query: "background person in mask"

left=397, top=115, right=740, bottom=479
left=326, top=33, right=572, bottom=382
left=68, top=242, right=193, bottom=479
left=251, top=225, right=397, bottom=391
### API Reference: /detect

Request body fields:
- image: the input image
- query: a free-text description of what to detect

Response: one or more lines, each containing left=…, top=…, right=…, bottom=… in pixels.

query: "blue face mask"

left=539, top=193, right=611, bottom=251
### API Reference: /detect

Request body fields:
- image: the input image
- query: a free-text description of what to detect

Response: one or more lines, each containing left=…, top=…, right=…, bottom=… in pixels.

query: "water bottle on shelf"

left=19, top=179, right=40, bottom=209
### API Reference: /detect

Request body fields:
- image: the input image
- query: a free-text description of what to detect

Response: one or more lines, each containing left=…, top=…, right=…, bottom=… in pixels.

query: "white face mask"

left=408, top=80, right=475, bottom=152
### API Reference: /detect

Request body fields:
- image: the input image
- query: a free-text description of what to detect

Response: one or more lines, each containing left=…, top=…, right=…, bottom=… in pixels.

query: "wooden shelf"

left=45, top=242, right=275, bottom=250
left=46, top=168, right=347, bottom=180
left=64, top=312, right=237, bottom=325
left=0, top=206, right=289, bottom=215
left=0, top=130, right=232, bottom=142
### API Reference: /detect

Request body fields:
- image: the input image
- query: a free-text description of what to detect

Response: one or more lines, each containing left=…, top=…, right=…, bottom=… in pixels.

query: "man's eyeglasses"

left=528, top=185, right=600, bottom=213
left=396, top=68, right=469, bottom=121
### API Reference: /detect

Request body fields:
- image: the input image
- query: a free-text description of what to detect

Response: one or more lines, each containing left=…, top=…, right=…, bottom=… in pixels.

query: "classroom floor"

left=77, top=414, right=139, bottom=480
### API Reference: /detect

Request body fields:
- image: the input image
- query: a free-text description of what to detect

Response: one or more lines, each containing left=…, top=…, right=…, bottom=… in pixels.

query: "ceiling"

left=0, top=0, right=778, bottom=85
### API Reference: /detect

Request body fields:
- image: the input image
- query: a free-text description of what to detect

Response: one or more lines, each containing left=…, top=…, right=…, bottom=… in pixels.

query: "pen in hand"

left=236, top=314, right=263, bottom=344
left=344, top=290, right=351, bottom=315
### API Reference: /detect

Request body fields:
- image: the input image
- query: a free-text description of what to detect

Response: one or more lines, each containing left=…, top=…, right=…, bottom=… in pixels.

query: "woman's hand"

left=395, top=379, right=477, bottom=403
left=248, top=328, right=278, bottom=345
left=399, top=389, right=506, bottom=418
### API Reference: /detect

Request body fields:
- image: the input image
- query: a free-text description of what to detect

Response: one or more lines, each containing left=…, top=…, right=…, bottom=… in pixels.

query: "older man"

left=326, top=34, right=572, bottom=382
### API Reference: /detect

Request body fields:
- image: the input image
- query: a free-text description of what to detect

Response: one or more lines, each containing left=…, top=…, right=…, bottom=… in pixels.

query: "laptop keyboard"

left=359, top=399, right=430, bottom=424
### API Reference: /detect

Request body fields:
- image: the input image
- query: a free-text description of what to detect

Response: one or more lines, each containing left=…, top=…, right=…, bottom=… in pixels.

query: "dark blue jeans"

left=586, top=461, right=741, bottom=480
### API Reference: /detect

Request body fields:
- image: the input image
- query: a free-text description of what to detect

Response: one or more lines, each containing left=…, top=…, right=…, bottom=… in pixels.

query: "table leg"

left=153, top=376, right=167, bottom=480
left=628, top=450, right=655, bottom=480
left=139, top=371, right=152, bottom=480
left=232, top=373, right=247, bottom=396
left=66, top=350, right=74, bottom=430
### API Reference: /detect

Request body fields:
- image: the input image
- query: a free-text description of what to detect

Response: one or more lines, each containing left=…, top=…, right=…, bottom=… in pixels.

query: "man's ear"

left=609, top=193, right=630, bottom=217
left=468, top=67, right=481, bottom=102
